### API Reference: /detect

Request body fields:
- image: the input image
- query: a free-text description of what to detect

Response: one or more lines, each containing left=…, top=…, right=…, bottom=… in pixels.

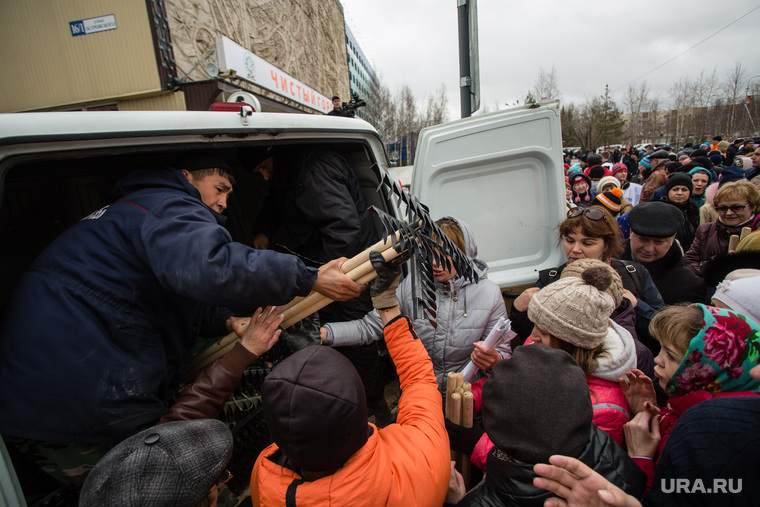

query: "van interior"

left=0, top=139, right=393, bottom=503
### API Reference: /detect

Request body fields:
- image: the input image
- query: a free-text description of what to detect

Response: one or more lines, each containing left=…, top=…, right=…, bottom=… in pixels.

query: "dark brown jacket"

left=159, top=342, right=256, bottom=423
left=684, top=216, right=757, bottom=272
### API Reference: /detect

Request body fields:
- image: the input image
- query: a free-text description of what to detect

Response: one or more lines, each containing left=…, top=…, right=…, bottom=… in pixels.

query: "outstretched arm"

left=533, top=455, right=643, bottom=507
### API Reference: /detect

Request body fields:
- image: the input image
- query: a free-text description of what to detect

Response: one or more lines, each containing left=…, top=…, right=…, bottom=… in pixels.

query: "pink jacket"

left=587, top=375, right=630, bottom=448
left=470, top=375, right=631, bottom=470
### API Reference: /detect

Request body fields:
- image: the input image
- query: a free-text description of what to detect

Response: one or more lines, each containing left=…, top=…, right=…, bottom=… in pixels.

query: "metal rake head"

left=371, top=165, right=478, bottom=323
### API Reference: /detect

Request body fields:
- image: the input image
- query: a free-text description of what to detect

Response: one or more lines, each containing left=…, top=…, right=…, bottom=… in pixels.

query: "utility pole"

left=457, top=0, right=479, bottom=118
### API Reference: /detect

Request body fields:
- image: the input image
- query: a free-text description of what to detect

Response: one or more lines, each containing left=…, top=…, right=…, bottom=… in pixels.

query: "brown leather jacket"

left=159, top=342, right=256, bottom=424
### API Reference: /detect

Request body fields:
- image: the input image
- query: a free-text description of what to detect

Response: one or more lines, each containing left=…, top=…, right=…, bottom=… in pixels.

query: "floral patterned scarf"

left=667, top=304, right=760, bottom=397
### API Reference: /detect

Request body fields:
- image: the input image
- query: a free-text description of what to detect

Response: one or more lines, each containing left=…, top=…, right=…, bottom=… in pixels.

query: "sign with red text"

left=215, top=36, right=332, bottom=114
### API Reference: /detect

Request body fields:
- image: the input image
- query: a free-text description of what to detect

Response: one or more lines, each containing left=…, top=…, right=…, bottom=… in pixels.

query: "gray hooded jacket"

left=324, top=216, right=510, bottom=394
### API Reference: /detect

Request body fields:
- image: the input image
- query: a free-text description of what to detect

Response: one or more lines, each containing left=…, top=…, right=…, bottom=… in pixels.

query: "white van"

left=0, top=100, right=565, bottom=504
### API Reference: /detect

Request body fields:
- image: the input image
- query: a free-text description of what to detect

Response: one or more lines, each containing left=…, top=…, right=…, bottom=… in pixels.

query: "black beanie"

left=586, top=154, right=603, bottom=167
left=174, top=151, right=232, bottom=172
left=588, top=165, right=606, bottom=180
left=262, top=346, right=368, bottom=474
left=665, top=172, right=693, bottom=195
left=482, top=345, right=592, bottom=464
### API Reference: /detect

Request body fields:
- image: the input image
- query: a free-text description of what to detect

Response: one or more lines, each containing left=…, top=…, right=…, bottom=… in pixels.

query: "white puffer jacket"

left=325, top=216, right=510, bottom=394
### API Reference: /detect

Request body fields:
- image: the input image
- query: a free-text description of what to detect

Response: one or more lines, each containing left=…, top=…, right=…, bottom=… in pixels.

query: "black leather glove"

left=369, top=250, right=401, bottom=309
left=280, top=313, right=321, bottom=352
left=445, top=416, right=485, bottom=456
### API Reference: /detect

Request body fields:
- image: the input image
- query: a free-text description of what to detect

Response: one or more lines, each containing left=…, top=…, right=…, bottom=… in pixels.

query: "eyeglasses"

left=567, top=207, right=607, bottom=221
left=715, top=204, right=750, bottom=214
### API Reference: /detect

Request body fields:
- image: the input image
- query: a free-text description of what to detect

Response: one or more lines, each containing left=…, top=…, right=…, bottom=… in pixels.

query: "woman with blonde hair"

left=684, top=180, right=760, bottom=272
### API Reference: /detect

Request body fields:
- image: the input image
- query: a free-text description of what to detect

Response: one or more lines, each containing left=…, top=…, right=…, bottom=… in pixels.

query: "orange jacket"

left=249, top=315, right=450, bottom=507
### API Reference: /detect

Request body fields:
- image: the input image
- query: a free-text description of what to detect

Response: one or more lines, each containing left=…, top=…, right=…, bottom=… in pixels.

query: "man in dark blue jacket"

left=0, top=154, right=362, bottom=460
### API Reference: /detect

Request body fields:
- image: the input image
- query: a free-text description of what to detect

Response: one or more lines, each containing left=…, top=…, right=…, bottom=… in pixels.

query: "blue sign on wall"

left=69, top=14, right=117, bottom=37
left=69, top=20, right=86, bottom=36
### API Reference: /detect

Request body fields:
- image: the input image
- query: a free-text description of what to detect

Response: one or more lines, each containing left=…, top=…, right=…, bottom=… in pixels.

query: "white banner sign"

left=215, top=36, right=332, bottom=114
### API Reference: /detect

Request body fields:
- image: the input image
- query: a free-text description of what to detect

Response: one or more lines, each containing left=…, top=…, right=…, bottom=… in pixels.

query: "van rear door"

left=411, top=101, right=566, bottom=288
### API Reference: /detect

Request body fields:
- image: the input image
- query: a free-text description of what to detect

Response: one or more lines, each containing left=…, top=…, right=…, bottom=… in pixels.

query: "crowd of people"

left=1, top=137, right=760, bottom=506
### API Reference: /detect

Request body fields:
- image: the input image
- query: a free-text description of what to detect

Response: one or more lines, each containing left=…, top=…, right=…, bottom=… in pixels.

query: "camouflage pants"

left=5, top=436, right=112, bottom=488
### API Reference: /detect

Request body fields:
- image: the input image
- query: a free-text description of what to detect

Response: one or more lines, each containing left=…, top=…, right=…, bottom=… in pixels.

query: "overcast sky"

left=339, top=0, right=760, bottom=121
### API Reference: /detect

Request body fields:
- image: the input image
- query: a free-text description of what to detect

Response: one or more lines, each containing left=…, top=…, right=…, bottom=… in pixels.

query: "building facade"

left=344, top=24, right=375, bottom=123
left=0, top=0, right=354, bottom=114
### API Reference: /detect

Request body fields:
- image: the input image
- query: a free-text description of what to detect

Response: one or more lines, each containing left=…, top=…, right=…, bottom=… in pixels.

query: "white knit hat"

left=712, top=270, right=760, bottom=324
left=597, top=175, right=621, bottom=192
left=528, top=264, right=617, bottom=349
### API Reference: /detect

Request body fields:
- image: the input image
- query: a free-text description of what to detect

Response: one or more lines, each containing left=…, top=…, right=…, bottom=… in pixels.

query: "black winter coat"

left=457, top=425, right=647, bottom=506
left=658, top=196, right=700, bottom=252
left=253, top=149, right=377, bottom=264
left=622, top=240, right=706, bottom=305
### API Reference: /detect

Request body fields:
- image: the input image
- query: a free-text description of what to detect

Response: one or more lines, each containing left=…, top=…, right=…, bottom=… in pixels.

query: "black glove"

left=445, top=416, right=485, bottom=456
left=280, top=313, right=321, bottom=352
left=369, top=250, right=401, bottom=309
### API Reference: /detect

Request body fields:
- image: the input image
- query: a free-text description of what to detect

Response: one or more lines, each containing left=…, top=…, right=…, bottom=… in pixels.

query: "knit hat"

left=598, top=175, right=621, bottom=192
left=628, top=201, right=684, bottom=238
left=689, top=166, right=713, bottom=186
left=262, top=346, right=368, bottom=474
left=639, top=157, right=652, bottom=169
left=569, top=172, right=591, bottom=189
left=665, top=172, right=694, bottom=195
left=482, top=345, right=592, bottom=464
left=712, top=270, right=760, bottom=324
left=528, top=263, right=617, bottom=349
left=717, top=140, right=730, bottom=153
left=592, top=188, right=624, bottom=215
left=79, top=419, right=232, bottom=507
left=175, top=151, right=233, bottom=173
left=718, top=166, right=747, bottom=188
left=709, top=153, right=725, bottom=166
left=666, top=304, right=760, bottom=397
left=587, top=154, right=603, bottom=167
left=588, top=165, right=608, bottom=180
left=560, top=258, right=624, bottom=307
left=611, top=162, right=628, bottom=176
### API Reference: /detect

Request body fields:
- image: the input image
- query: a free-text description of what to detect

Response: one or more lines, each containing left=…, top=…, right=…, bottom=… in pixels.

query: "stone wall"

left=167, top=0, right=350, bottom=112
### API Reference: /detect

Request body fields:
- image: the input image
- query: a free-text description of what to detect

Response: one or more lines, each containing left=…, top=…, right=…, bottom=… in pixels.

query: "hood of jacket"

left=592, top=321, right=637, bottom=381
left=439, top=215, right=489, bottom=280
left=107, top=167, right=226, bottom=224
left=459, top=425, right=646, bottom=506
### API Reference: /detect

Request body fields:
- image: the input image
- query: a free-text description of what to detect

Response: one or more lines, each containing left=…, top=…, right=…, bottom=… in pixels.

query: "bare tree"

left=669, top=77, right=692, bottom=145
left=623, top=82, right=650, bottom=146
left=367, top=76, right=397, bottom=152
left=420, top=83, right=448, bottom=127
left=647, top=96, right=661, bottom=145
left=722, top=60, right=748, bottom=136
left=532, top=65, right=561, bottom=101
left=689, top=69, right=719, bottom=140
